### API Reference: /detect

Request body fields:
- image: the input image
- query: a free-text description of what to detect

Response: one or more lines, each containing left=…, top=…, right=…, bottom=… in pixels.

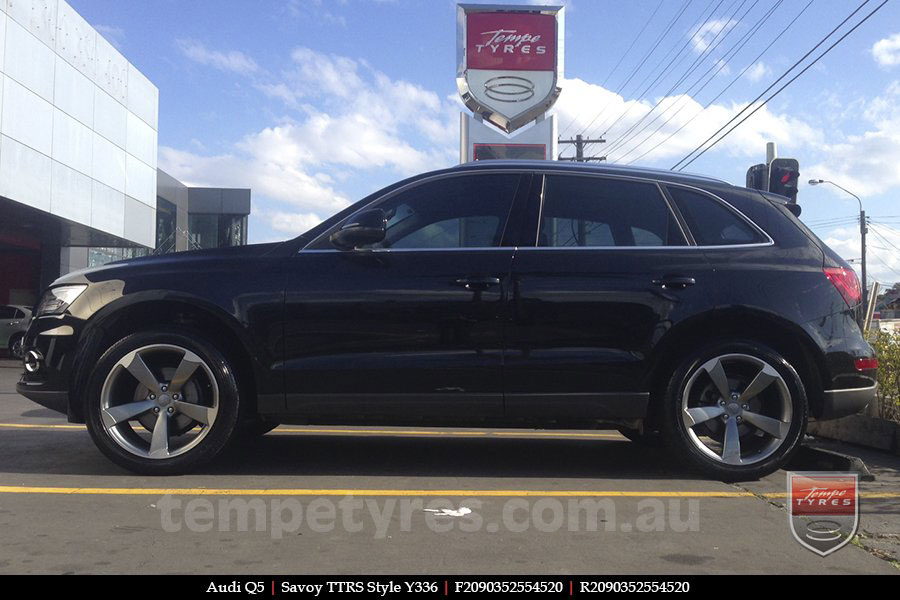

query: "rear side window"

left=0, top=306, right=16, bottom=319
left=668, top=187, right=767, bottom=246
left=538, top=176, right=685, bottom=247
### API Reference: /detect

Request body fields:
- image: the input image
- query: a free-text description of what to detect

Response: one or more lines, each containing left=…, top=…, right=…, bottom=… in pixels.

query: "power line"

left=558, top=0, right=666, bottom=138
left=569, top=0, right=695, bottom=142
left=558, top=134, right=607, bottom=162
left=587, top=0, right=728, bottom=142
left=602, top=0, right=751, bottom=156
left=621, top=0, right=814, bottom=166
left=671, top=0, right=878, bottom=171
left=603, top=0, right=765, bottom=160
left=608, top=0, right=782, bottom=163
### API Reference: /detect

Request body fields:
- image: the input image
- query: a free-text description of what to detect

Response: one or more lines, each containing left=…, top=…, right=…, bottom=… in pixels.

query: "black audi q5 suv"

left=17, top=161, right=877, bottom=480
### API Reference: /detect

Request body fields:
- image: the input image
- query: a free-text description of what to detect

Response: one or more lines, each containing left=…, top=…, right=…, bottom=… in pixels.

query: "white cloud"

left=806, top=81, right=900, bottom=197
left=823, top=225, right=900, bottom=286
left=872, top=32, right=900, bottom=68
left=690, top=18, right=738, bottom=53
left=160, top=46, right=459, bottom=239
left=176, top=39, right=259, bottom=75
left=258, top=210, right=323, bottom=236
left=94, top=24, right=125, bottom=50
left=746, top=61, right=770, bottom=83
left=553, top=77, right=823, bottom=165
left=286, top=0, right=347, bottom=26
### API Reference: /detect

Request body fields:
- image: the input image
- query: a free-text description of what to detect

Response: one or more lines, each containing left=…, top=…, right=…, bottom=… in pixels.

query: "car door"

left=504, top=173, right=713, bottom=421
left=0, top=306, right=17, bottom=347
left=282, top=171, right=529, bottom=420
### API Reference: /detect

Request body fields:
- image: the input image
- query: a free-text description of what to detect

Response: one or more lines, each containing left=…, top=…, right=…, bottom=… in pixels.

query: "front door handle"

left=652, top=275, right=696, bottom=290
left=455, top=276, right=501, bottom=291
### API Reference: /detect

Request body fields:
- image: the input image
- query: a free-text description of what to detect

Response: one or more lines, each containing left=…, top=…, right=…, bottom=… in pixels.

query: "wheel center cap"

left=157, top=394, right=171, bottom=406
left=726, top=402, right=742, bottom=416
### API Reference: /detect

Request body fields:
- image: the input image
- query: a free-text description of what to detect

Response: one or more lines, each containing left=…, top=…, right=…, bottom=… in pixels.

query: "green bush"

left=869, top=329, right=900, bottom=422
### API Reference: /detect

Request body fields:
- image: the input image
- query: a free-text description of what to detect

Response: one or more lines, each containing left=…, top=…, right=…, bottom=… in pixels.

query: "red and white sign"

left=787, top=472, right=859, bottom=556
left=466, top=13, right=556, bottom=71
left=457, top=5, right=563, bottom=134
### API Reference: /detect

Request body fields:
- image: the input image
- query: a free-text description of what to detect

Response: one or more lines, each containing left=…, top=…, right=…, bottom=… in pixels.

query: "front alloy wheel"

left=664, top=343, right=807, bottom=481
left=100, top=344, right=219, bottom=459
left=86, top=331, right=240, bottom=474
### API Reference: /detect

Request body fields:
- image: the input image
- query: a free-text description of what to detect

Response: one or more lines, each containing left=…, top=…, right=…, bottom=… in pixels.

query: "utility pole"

left=558, top=134, right=606, bottom=162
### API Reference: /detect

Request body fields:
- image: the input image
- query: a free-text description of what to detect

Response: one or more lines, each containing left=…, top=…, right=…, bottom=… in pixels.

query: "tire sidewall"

left=84, top=329, right=241, bottom=475
left=662, top=341, right=808, bottom=481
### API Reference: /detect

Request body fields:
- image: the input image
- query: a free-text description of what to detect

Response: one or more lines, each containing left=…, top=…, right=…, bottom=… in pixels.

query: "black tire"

left=236, top=418, right=280, bottom=439
left=661, top=341, right=807, bottom=481
left=84, top=330, right=241, bottom=475
left=618, top=426, right=665, bottom=447
left=8, top=333, right=24, bottom=360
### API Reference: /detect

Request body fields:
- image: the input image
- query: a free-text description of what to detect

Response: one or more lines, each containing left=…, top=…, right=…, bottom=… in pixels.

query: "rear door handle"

left=652, top=275, right=696, bottom=290
left=455, top=276, right=501, bottom=291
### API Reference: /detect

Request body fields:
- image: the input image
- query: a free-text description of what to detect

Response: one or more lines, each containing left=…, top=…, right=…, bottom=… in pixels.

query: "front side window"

left=538, top=176, right=685, bottom=247
left=667, top=186, right=767, bottom=246
left=315, top=173, right=521, bottom=250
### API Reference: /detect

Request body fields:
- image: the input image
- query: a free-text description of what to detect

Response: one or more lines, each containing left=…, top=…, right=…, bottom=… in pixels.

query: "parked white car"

left=0, top=305, right=31, bottom=359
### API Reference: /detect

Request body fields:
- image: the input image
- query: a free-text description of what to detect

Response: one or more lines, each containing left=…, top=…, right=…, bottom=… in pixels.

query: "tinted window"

left=317, top=174, right=520, bottom=250
left=538, top=176, right=685, bottom=247
left=0, top=306, right=16, bottom=319
left=668, top=187, right=766, bottom=246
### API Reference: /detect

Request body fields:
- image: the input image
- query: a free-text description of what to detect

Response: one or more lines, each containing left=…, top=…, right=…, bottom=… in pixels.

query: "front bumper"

left=820, top=384, right=877, bottom=420
left=15, top=380, right=68, bottom=414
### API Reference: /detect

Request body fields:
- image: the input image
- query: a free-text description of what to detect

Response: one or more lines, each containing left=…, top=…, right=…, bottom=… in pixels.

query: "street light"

left=808, top=179, right=867, bottom=310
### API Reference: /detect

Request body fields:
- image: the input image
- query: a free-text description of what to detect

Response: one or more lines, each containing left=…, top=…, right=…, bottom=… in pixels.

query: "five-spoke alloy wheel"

left=85, top=331, right=240, bottom=475
left=663, top=342, right=807, bottom=481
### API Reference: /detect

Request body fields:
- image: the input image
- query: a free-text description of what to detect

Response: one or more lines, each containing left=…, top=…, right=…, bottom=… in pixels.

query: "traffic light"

left=768, top=158, right=800, bottom=203
left=746, top=163, right=767, bottom=191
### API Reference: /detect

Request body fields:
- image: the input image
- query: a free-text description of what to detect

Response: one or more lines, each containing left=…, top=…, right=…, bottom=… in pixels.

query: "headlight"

left=35, top=285, right=87, bottom=316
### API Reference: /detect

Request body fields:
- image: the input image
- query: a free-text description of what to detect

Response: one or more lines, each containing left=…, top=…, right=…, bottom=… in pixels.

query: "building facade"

left=0, top=0, right=250, bottom=308
left=68, top=169, right=250, bottom=272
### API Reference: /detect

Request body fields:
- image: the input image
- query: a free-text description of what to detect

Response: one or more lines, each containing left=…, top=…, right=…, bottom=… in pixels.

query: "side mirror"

left=330, top=208, right=387, bottom=250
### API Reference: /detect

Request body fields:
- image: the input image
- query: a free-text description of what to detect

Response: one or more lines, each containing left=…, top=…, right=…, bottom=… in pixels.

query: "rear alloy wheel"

left=85, top=331, right=240, bottom=474
left=663, top=342, right=807, bottom=481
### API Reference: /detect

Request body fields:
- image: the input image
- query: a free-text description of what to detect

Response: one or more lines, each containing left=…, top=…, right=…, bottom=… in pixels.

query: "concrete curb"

left=807, top=415, right=900, bottom=456
left=789, top=444, right=875, bottom=481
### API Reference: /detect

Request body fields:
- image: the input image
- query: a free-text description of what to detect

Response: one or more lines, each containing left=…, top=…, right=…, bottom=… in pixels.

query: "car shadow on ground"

left=0, top=427, right=707, bottom=480
left=211, top=434, right=705, bottom=481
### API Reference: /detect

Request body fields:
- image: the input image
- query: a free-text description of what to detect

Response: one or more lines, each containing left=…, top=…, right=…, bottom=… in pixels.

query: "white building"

left=0, top=0, right=249, bottom=309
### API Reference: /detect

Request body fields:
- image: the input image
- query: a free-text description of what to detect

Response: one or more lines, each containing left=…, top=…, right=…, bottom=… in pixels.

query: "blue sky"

left=70, top=0, right=900, bottom=285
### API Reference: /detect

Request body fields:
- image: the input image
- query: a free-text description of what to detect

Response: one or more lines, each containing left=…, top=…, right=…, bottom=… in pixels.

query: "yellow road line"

left=0, top=423, right=84, bottom=430
left=0, top=422, right=624, bottom=439
left=0, top=485, right=895, bottom=498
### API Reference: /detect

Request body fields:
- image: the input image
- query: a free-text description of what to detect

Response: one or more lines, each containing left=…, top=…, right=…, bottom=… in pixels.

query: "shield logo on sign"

left=457, top=5, right=563, bottom=134
left=787, top=472, right=859, bottom=556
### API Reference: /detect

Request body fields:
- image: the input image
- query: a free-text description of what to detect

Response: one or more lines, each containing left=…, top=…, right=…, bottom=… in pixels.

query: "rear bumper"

left=820, top=384, right=877, bottom=420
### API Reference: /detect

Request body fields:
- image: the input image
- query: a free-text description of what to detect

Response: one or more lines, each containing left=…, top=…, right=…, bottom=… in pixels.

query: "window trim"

left=526, top=173, right=689, bottom=249
left=302, top=170, right=530, bottom=252
left=301, top=169, right=775, bottom=253
left=660, top=181, right=774, bottom=249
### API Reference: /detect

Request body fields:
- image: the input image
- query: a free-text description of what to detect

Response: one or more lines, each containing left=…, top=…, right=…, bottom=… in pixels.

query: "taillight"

left=824, top=267, right=862, bottom=307
left=854, top=357, right=878, bottom=371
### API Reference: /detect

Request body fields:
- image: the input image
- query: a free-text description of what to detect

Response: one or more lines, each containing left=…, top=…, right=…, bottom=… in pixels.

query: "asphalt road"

left=0, top=360, right=897, bottom=575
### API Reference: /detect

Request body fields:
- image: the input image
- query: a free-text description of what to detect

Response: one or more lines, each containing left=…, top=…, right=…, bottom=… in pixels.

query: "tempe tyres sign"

left=457, top=4, right=564, bottom=133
